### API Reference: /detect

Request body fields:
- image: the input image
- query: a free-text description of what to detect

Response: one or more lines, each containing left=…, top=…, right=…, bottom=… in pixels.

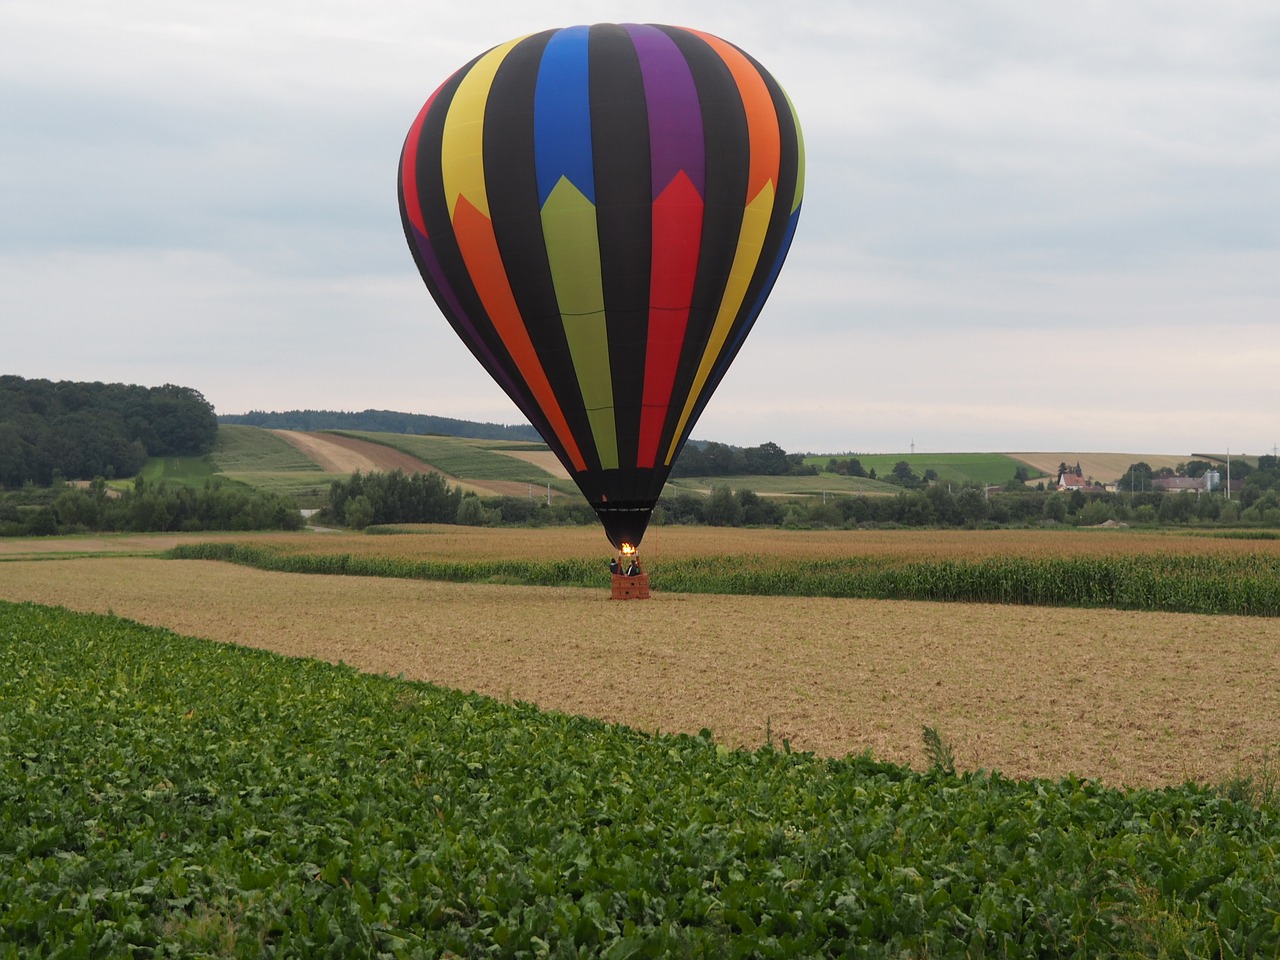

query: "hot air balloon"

left=398, top=23, right=804, bottom=550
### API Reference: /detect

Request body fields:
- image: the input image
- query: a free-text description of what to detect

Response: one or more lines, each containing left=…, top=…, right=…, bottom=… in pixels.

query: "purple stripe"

left=625, top=24, right=704, bottom=199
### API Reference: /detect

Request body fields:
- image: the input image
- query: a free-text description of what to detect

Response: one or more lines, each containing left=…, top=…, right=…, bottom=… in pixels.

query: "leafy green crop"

left=212, top=425, right=324, bottom=475
left=3, top=600, right=1279, bottom=957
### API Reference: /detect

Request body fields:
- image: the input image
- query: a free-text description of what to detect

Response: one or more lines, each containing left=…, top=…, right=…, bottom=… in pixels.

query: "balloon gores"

left=398, top=23, right=804, bottom=550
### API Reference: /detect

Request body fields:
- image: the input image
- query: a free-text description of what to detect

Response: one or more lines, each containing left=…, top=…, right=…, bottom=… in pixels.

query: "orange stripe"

left=688, top=30, right=780, bottom=200
left=452, top=197, right=587, bottom=471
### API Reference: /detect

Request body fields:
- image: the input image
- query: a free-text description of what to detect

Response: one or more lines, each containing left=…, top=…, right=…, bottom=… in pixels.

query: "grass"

left=805, top=453, right=1048, bottom=487
left=197, top=425, right=339, bottom=507
left=214, top=471, right=349, bottom=505
left=211, top=424, right=321, bottom=474
left=137, top=455, right=219, bottom=486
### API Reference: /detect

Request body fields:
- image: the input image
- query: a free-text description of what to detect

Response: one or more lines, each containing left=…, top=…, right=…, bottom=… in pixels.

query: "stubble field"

left=3, top=525, right=1279, bottom=789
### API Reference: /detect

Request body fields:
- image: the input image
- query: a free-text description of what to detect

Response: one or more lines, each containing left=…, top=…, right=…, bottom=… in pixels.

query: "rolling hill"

left=154, top=424, right=1218, bottom=510
left=206, top=426, right=577, bottom=506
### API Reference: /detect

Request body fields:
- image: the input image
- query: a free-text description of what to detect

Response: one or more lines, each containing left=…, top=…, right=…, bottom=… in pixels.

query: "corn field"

left=168, top=542, right=1280, bottom=617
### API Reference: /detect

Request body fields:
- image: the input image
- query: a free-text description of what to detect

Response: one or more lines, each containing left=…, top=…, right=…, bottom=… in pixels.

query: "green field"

left=211, top=424, right=321, bottom=474
left=198, top=425, right=339, bottom=506
left=805, top=453, right=1048, bottom=487
left=141, top=427, right=576, bottom=507
left=4, top=599, right=1277, bottom=957
left=181, top=429, right=1047, bottom=507
left=137, top=455, right=219, bottom=486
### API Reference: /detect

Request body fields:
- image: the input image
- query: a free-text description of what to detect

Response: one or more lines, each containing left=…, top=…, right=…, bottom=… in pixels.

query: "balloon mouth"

left=592, top=501, right=653, bottom=552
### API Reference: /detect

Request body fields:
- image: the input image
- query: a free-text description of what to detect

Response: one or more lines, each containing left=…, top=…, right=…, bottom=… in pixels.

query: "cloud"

left=2, top=0, right=1277, bottom=456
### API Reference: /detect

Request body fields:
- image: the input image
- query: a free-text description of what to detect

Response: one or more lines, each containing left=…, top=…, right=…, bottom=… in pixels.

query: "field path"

left=270, top=430, right=521, bottom=496
left=4, top=556, right=1279, bottom=789
left=271, top=430, right=439, bottom=475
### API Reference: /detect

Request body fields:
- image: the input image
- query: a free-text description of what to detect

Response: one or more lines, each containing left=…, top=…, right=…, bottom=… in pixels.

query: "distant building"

left=1057, top=462, right=1099, bottom=492
left=1152, top=471, right=1223, bottom=494
left=1058, top=472, right=1088, bottom=491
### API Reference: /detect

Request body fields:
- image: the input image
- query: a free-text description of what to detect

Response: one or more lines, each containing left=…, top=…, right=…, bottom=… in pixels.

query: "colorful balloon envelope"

left=398, top=23, right=804, bottom=549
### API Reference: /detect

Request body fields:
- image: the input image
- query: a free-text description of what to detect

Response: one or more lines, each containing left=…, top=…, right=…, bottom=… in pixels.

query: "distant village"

left=1056, top=462, right=1233, bottom=495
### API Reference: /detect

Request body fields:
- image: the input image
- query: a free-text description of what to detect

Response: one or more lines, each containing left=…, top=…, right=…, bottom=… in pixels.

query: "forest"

left=218, top=408, right=539, bottom=441
left=0, top=376, right=218, bottom=486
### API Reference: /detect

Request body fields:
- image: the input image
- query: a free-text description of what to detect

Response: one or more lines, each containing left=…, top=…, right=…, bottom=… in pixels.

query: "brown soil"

left=4, top=554, right=1277, bottom=789
left=270, top=430, right=523, bottom=497
left=271, top=430, right=440, bottom=475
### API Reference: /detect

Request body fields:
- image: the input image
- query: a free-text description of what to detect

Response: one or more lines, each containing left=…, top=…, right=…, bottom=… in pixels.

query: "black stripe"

left=482, top=31, right=604, bottom=487
left=650, top=26, right=750, bottom=470
left=588, top=23, right=651, bottom=499
left=403, top=51, right=569, bottom=475
left=687, top=50, right=803, bottom=429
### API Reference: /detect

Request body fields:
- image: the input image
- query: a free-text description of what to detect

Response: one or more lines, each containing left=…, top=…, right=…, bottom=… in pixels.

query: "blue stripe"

left=534, top=26, right=595, bottom=206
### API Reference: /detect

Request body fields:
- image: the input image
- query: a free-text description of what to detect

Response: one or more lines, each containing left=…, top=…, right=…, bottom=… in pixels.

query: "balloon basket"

left=610, top=572, right=651, bottom=600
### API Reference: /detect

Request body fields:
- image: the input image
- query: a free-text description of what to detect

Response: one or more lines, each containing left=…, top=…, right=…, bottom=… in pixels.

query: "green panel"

left=541, top=177, right=617, bottom=469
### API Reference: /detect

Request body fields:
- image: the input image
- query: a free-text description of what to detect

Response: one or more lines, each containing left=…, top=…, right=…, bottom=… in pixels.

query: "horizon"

left=214, top=406, right=1269, bottom=461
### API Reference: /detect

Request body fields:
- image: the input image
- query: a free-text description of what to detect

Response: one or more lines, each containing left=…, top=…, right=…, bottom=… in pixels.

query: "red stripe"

left=401, top=84, right=446, bottom=238
left=637, top=171, right=703, bottom=468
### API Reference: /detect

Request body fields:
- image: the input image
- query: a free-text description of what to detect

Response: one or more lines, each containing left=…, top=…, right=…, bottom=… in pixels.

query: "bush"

left=327, top=469, right=462, bottom=526
left=345, top=495, right=374, bottom=530
left=457, top=495, right=487, bottom=526
left=704, top=485, right=743, bottom=526
left=1079, top=499, right=1115, bottom=525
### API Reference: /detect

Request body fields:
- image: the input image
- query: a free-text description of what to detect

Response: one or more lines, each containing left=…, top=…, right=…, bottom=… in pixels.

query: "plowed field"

left=4, top=526, right=1278, bottom=789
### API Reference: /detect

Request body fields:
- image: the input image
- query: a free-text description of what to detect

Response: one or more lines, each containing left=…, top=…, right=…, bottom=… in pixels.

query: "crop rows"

left=4, top=600, right=1279, bottom=957
left=168, top=542, right=1280, bottom=616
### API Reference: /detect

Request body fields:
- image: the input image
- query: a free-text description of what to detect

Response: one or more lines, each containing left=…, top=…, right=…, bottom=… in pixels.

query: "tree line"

left=219, top=408, right=540, bottom=442
left=669, top=440, right=816, bottom=478
left=0, top=477, right=304, bottom=537
left=0, top=376, right=218, bottom=487
left=322, top=469, right=463, bottom=529
left=322, top=467, right=1280, bottom=533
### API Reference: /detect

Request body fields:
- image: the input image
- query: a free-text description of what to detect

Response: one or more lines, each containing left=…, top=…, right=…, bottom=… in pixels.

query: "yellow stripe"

left=441, top=39, right=524, bottom=220
left=541, top=177, right=617, bottom=469
left=786, top=91, right=805, bottom=215
left=664, top=182, right=775, bottom=465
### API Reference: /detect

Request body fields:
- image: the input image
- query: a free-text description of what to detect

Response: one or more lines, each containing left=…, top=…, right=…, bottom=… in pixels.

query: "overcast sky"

left=3, top=1, right=1277, bottom=456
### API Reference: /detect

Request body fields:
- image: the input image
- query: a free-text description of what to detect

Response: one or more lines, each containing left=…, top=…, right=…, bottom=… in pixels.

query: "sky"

left=3, top=0, right=1277, bottom=456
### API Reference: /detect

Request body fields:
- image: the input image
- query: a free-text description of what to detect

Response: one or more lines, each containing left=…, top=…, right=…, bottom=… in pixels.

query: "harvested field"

left=496, top=448, right=572, bottom=479
left=1011, top=452, right=1193, bottom=482
left=270, top=430, right=528, bottom=497
left=163, top=523, right=1280, bottom=565
left=3, top=553, right=1277, bottom=789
